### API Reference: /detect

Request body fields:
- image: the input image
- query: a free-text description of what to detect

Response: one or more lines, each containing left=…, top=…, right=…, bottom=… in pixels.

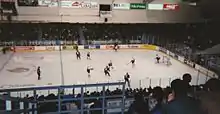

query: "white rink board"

left=0, top=50, right=210, bottom=92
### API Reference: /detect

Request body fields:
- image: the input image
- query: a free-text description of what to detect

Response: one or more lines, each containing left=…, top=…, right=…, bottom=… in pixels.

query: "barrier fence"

left=138, top=69, right=212, bottom=88
left=0, top=82, right=126, bottom=114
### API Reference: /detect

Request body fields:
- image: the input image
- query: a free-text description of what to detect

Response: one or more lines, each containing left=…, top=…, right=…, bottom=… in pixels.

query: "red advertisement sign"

left=105, top=45, right=114, bottom=49
left=163, top=4, right=179, bottom=10
left=15, top=46, right=34, bottom=51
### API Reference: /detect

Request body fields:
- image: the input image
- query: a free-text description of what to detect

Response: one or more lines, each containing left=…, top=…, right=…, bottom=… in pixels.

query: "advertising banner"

left=148, top=4, right=163, bottom=10
left=38, top=0, right=58, bottom=7
left=15, top=46, right=35, bottom=51
left=61, top=0, right=83, bottom=8
left=127, top=45, right=139, bottom=49
left=46, top=46, right=55, bottom=51
left=159, top=47, right=167, bottom=53
left=63, top=45, right=77, bottom=50
left=113, top=3, right=130, bottom=9
left=82, top=2, right=98, bottom=8
left=163, top=4, right=179, bottom=10
left=105, top=45, right=115, bottom=49
left=60, top=0, right=98, bottom=8
left=84, top=45, right=100, bottom=49
left=130, top=3, right=146, bottom=9
left=169, top=52, right=175, bottom=58
left=174, top=54, right=178, bottom=60
left=140, top=45, right=157, bottom=50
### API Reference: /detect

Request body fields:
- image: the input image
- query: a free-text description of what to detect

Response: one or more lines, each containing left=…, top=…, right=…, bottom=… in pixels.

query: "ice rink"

left=0, top=49, right=209, bottom=90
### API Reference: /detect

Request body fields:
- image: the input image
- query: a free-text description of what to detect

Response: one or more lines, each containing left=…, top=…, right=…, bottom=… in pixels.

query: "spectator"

left=149, top=86, right=164, bottom=114
left=127, top=92, right=150, bottom=114
left=182, top=73, right=192, bottom=87
left=182, top=73, right=192, bottom=94
left=197, top=78, right=220, bottom=114
left=163, top=79, right=202, bottom=114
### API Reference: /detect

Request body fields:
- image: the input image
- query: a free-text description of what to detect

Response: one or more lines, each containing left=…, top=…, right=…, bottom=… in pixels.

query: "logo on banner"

left=163, top=4, right=179, bottom=10
left=72, top=1, right=82, bottom=6
left=130, top=3, right=146, bottom=9
left=128, top=45, right=139, bottom=48
left=63, top=45, right=75, bottom=50
left=106, top=45, right=114, bottom=49
left=38, top=0, right=58, bottom=7
left=61, top=0, right=82, bottom=8
left=15, top=46, right=34, bottom=51
left=61, top=0, right=97, bottom=8
left=113, top=3, right=130, bottom=9
left=46, top=46, right=55, bottom=51
left=82, top=2, right=98, bottom=8
left=89, top=45, right=96, bottom=49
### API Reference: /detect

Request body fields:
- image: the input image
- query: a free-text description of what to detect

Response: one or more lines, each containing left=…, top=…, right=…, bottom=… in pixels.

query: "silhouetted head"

left=171, top=79, right=187, bottom=97
left=182, top=73, right=192, bottom=83
left=205, top=78, right=220, bottom=92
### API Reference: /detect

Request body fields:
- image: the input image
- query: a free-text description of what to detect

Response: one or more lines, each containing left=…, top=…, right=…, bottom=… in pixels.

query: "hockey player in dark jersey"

left=76, top=51, right=81, bottom=60
left=156, top=54, right=160, bottom=64
left=105, top=65, right=110, bottom=72
left=124, top=72, right=130, bottom=88
left=2, top=47, right=6, bottom=54
left=113, top=42, right=118, bottom=52
left=104, top=67, right=110, bottom=76
left=87, top=52, right=91, bottom=60
left=127, top=58, right=135, bottom=68
left=75, top=44, right=79, bottom=51
left=87, top=66, right=93, bottom=77
left=37, top=66, right=41, bottom=80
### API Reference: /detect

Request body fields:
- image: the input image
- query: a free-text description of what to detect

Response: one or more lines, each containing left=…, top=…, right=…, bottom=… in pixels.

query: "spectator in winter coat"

left=163, top=79, right=202, bottom=114
left=127, top=92, right=150, bottom=114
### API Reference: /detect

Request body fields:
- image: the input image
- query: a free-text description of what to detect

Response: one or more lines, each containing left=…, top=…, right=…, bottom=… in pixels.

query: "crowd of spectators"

left=1, top=74, right=219, bottom=114
left=1, top=23, right=219, bottom=74
left=0, top=23, right=219, bottom=49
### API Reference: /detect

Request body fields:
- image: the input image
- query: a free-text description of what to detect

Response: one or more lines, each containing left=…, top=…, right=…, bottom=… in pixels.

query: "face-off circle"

left=7, top=67, right=30, bottom=73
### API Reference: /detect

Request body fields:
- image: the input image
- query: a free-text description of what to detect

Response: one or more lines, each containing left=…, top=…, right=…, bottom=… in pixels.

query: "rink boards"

left=12, top=44, right=158, bottom=52
left=10, top=44, right=218, bottom=79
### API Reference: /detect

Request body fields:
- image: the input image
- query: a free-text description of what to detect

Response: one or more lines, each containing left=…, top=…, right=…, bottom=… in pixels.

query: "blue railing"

left=0, top=82, right=126, bottom=114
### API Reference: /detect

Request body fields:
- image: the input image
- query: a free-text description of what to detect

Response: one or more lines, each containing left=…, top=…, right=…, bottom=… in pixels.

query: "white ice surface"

left=0, top=50, right=210, bottom=96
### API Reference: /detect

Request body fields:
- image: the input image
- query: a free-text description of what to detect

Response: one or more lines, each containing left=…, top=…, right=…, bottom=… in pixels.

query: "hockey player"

left=105, top=65, right=110, bottom=72
left=2, top=47, right=6, bottom=54
left=75, top=44, right=79, bottom=51
left=37, top=66, right=41, bottom=80
left=76, top=51, right=81, bottom=60
left=87, top=52, right=91, bottom=60
left=127, top=58, right=135, bottom=68
left=124, top=72, right=130, bottom=88
left=156, top=54, right=160, bottom=64
left=166, top=57, right=172, bottom=66
left=113, top=42, right=118, bottom=52
left=108, top=60, right=114, bottom=69
left=87, top=66, right=93, bottom=77
left=104, top=67, right=110, bottom=76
